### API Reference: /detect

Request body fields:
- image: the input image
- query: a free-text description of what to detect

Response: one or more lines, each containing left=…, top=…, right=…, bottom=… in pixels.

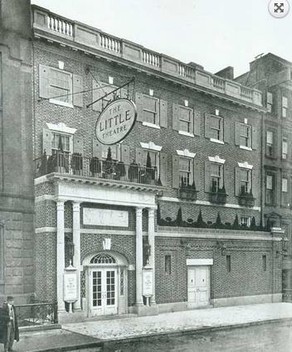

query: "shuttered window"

left=39, top=64, right=83, bottom=107
left=209, top=115, right=223, bottom=141
left=240, top=124, right=251, bottom=148
left=210, top=163, right=223, bottom=191
left=179, top=106, right=193, bottom=133
left=282, top=96, right=288, bottom=118
left=266, top=131, right=274, bottom=157
left=52, top=133, right=70, bottom=153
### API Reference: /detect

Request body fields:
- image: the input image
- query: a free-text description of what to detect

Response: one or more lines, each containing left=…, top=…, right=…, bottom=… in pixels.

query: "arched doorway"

left=83, top=251, right=128, bottom=317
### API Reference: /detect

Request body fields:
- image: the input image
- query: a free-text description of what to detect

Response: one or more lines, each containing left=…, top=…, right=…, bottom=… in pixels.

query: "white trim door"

left=187, top=266, right=210, bottom=308
left=90, top=268, right=118, bottom=316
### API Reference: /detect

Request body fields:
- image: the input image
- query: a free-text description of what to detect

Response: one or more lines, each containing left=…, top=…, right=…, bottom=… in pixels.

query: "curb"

left=20, top=324, right=62, bottom=333
left=28, top=341, right=103, bottom=352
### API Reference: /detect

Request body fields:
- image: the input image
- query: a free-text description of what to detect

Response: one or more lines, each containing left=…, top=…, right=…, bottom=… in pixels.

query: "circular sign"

left=268, top=0, right=290, bottom=18
left=95, top=98, right=137, bottom=145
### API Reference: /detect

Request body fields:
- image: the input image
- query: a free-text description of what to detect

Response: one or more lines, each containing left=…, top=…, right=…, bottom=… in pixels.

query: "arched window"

left=90, top=253, right=116, bottom=264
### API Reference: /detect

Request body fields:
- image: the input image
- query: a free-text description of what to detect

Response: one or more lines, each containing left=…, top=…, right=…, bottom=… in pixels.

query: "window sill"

left=239, top=145, right=252, bottom=151
left=210, top=138, right=224, bottom=145
left=142, top=121, right=161, bottom=129
left=49, top=99, right=74, bottom=109
left=178, top=130, right=194, bottom=137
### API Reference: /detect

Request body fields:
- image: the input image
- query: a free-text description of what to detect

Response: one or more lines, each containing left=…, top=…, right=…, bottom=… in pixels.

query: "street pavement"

left=6, top=302, right=292, bottom=352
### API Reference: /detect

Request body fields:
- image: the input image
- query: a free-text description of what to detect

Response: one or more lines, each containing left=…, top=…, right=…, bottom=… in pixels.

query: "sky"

left=31, top=0, right=292, bottom=77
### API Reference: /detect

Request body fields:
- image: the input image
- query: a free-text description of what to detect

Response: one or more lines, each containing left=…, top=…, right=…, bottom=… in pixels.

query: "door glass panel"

left=106, top=270, right=115, bottom=306
left=92, top=271, right=102, bottom=307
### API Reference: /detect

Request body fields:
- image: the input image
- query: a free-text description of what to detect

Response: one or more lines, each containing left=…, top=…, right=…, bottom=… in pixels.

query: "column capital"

left=56, top=201, right=64, bottom=211
left=148, top=208, right=155, bottom=218
left=136, top=207, right=143, bottom=216
left=72, top=202, right=81, bottom=212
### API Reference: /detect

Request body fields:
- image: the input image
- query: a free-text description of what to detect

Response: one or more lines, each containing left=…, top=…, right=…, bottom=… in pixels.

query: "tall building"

left=0, top=1, right=287, bottom=322
left=236, top=53, right=292, bottom=301
left=30, top=5, right=284, bottom=322
left=0, top=0, right=34, bottom=303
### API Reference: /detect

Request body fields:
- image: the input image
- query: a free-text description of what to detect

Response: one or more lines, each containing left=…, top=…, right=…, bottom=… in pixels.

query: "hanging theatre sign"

left=95, top=98, right=137, bottom=145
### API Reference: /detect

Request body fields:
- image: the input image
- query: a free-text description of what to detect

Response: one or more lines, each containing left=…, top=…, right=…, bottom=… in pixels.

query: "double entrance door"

left=187, top=266, right=210, bottom=308
left=89, top=267, right=118, bottom=316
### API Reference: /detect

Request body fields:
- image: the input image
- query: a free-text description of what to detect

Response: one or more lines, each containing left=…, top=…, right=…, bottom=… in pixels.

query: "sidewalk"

left=8, top=302, right=292, bottom=351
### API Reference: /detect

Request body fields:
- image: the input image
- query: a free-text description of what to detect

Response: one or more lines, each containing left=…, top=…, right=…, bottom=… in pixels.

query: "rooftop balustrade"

left=32, top=5, right=263, bottom=107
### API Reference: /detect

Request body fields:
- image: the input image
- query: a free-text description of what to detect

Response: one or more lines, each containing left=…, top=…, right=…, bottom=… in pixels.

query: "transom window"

left=240, top=124, right=251, bottom=148
left=179, top=106, right=192, bottom=133
left=209, top=115, right=223, bottom=141
left=143, top=95, right=159, bottom=125
left=90, top=253, right=116, bottom=264
left=179, top=158, right=193, bottom=187
left=210, top=163, right=223, bottom=192
left=50, top=68, right=72, bottom=104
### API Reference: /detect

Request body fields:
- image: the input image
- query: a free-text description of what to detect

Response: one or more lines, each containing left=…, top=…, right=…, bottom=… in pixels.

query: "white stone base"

left=58, top=310, right=86, bottom=324
left=211, top=293, right=282, bottom=307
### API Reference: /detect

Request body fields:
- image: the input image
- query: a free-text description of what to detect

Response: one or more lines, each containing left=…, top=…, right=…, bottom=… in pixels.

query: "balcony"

left=34, top=152, right=163, bottom=187
left=32, top=5, right=263, bottom=108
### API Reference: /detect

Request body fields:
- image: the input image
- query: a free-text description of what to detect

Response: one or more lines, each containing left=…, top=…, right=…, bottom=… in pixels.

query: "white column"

left=56, top=201, right=66, bottom=312
left=73, top=202, right=81, bottom=311
left=136, top=207, right=144, bottom=307
left=148, top=208, right=156, bottom=305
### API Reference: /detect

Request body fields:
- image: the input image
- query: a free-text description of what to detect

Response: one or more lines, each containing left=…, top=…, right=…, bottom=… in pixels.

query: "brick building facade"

left=0, top=0, right=287, bottom=322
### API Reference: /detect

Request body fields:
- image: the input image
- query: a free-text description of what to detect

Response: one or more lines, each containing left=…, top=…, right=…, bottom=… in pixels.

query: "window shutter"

left=135, top=148, right=145, bottom=166
left=223, top=118, right=230, bottom=143
left=204, top=113, right=212, bottom=139
left=172, top=103, right=179, bottom=131
left=121, top=145, right=130, bottom=165
left=39, top=65, right=50, bottom=99
left=172, top=155, right=180, bottom=189
left=42, top=128, right=53, bottom=156
left=92, top=80, right=103, bottom=111
left=73, top=74, right=83, bottom=107
left=193, top=110, right=201, bottom=136
left=220, top=165, right=224, bottom=189
left=92, top=139, right=103, bottom=158
left=205, top=161, right=211, bottom=192
left=135, top=92, right=144, bottom=122
left=160, top=100, right=168, bottom=128
left=73, top=135, right=84, bottom=154
left=252, top=126, right=258, bottom=150
left=189, top=109, right=194, bottom=134
left=193, top=159, right=201, bottom=191
left=235, top=167, right=241, bottom=196
left=159, top=152, right=168, bottom=186
left=235, top=122, right=241, bottom=146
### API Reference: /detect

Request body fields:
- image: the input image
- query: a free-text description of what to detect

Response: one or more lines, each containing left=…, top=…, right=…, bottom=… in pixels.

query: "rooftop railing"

left=32, top=5, right=263, bottom=107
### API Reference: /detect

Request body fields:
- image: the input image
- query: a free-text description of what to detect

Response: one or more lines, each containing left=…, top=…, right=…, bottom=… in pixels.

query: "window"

left=266, top=131, right=274, bottom=157
left=282, top=177, right=288, bottom=206
left=179, top=158, right=193, bottom=187
left=120, top=269, right=125, bottom=296
left=209, top=115, right=223, bottom=141
left=282, top=138, right=288, bottom=160
left=240, top=169, right=251, bottom=194
left=52, top=133, right=70, bottom=154
left=165, top=255, right=171, bottom=275
left=267, top=92, right=273, bottom=113
left=210, top=163, right=223, bottom=192
left=266, top=174, right=275, bottom=205
left=262, top=255, right=267, bottom=271
left=143, top=150, right=159, bottom=176
left=226, top=255, right=231, bottom=272
left=49, top=68, right=72, bottom=104
left=143, top=95, right=159, bottom=125
left=240, top=124, right=251, bottom=148
left=282, top=96, right=288, bottom=118
left=102, top=145, right=118, bottom=161
left=241, top=217, right=251, bottom=227
left=178, top=106, right=193, bottom=133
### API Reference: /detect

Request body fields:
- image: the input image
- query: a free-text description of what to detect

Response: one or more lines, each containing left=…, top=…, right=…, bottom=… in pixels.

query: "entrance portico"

left=50, top=175, right=160, bottom=321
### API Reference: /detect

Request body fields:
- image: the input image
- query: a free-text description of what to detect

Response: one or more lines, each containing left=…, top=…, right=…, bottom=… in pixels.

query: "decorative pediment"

left=238, top=161, right=253, bottom=170
left=46, top=122, right=76, bottom=135
left=208, top=155, right=225, bottom=164
left=176, top=149, right=196, bottom=158
left=140, top=141, right=162, bottom=152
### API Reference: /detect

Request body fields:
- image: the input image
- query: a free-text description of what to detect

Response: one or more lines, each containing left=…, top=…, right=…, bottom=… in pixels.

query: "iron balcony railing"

left=15, top=302, right=58, bottom=327
left=34, top=152, right=161, bottom=186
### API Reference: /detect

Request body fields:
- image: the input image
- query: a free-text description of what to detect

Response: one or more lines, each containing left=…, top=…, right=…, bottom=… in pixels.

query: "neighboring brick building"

left=30, top=5, right=284, bottom=323
left=236, top=53, right=292, bottom=301
left=0, top=0, right=35, bottom=304
left=0, top=0, right=287, bottom=323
